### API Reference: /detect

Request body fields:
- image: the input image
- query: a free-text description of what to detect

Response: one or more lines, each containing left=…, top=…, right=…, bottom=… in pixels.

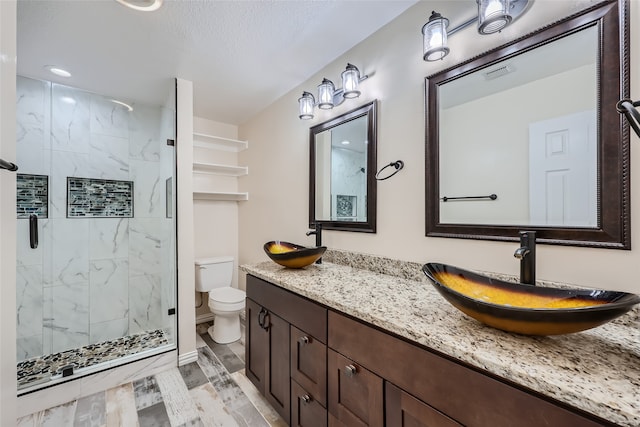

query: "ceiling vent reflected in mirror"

left=484, top=64, right=514, bottom=80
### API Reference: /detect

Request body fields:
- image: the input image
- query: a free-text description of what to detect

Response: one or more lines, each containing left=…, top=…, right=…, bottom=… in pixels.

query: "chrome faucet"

left=306, top=223, right=323, bottom=264
left=514, top=231, right=536, bottom=285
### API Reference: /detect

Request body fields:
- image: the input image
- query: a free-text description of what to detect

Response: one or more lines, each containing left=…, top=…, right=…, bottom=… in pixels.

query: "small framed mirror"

left=425, top=0, right=630, bottom=249
left=309, top=101, right=377, bottom=233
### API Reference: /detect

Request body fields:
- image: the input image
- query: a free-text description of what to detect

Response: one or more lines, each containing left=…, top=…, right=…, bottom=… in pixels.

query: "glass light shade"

left=317, top=78, right=335, bottom=109
left=341, top=64, right=361, bottom=99
left=477, top=0, right=512, bottom=34
left=422, top=11, right=450, bottom=62
left=298, top=92, right=315, bottom=120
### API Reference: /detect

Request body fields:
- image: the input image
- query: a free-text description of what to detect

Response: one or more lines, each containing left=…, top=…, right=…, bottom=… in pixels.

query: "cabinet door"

left=328, top=349, right=383, bottom=427
left=291, top=325, right=327, bottom=407
left=292, top=379, right=328, bottom=427
left=245, top=298, right=291, bottom=424
left=264, top=309, right=291, bottom=424
left=246, top=298, right=267, bottom=391
left=385, top=382, right=462, bottom=427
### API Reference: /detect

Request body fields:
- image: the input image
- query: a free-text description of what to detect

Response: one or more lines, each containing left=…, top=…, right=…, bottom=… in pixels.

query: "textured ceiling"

left=17, top=0, right=419, bottom=125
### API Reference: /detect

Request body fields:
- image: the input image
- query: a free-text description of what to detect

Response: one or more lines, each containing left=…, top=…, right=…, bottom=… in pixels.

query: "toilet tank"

left=194, top=257, right=234, bottom=292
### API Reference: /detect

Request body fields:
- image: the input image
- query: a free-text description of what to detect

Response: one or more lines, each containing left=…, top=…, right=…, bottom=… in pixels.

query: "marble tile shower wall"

left=332, top=147, right=366, bottom=221
left=16, top=76, right=176, bottom=362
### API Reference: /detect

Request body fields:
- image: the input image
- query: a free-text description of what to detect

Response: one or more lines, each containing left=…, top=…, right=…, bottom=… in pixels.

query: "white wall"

left=192, top=117, right=241, bottom=319
left=0, top=0, right=17, bottom=423
left=238, top=0, right=640, bottom=294
left=440, top=64, right=595, bottom=224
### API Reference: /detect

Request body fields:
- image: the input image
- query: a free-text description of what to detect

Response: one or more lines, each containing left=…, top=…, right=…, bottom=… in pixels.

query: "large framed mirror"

left=310, top=101, right=377, bottom=233
left=425, top=0, right=630, bottom=249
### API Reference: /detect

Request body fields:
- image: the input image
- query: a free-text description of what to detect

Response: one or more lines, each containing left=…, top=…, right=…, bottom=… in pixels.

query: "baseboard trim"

left=178, top=350, right=198, bottom=366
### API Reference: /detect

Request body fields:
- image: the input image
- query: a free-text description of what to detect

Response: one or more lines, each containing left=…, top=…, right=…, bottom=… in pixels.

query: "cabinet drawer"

left=328, top=349, right=383, bottom=427
left=329, top=311, right=609, bottom=427
left=247, top=275, right=327, bottom=342
left=291, top=325, right=327, bottom=407
left=292, top=379, right=328, bottom=427
left=386, top=382, right=462, bottom=427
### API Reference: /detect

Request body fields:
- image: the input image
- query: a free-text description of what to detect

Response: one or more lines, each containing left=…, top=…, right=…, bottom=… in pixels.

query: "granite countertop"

left=241, top=256, right=640, bottom=426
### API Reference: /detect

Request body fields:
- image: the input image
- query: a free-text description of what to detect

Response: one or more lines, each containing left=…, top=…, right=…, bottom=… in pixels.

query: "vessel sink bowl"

left=422, top=263, right=640, bottom=335
left=263, top=241, right=326, bottom=268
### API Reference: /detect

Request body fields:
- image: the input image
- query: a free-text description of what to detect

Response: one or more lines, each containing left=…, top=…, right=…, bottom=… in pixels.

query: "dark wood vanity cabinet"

left=247, top=275, right=615, bottom=427
left=385, top=383, right=461, bottom=427
left=328, top=311, right=614, bottom=427
left=245, top=297, right=290, bottom=423
left=292, top=379, right=328, bottom=427
left=246, top=275, right=328, bottom=426
left=327, top=349, right=383, bottom=427
left=291, top=325, right=327, bottom=407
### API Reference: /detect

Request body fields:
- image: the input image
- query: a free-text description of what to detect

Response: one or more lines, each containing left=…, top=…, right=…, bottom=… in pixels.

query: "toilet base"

left=208, top=312, right=241, bottom=344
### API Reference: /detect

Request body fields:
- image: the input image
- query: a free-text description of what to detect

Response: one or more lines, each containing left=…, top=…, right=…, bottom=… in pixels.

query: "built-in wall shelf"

left=193, top=132, right=248, bottom=152
left=193, top=191, right=249, bottom=202
left=193, top=162, right=248, bottom=176
left=192, top=131, right=248, bottom=202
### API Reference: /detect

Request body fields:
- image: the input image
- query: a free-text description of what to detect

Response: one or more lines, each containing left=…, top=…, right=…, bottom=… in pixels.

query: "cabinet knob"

left=298, top=336, right=310, bottom=345
left=300, top=394, right=311, bottom=404
left=344, top=364, right=358, bottom=377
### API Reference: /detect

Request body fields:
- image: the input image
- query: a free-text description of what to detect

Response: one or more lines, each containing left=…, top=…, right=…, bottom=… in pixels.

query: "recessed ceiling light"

left=114, top=0, right=163, bottom=12
left=341, top=140, right=350, bottom=145
left=111, top=99, right=133, bottom=112
left=45, top=66, right=71, bottom=77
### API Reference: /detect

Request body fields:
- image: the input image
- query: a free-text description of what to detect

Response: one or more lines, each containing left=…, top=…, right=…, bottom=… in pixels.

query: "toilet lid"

left=209, top=287, right=245, bottom=304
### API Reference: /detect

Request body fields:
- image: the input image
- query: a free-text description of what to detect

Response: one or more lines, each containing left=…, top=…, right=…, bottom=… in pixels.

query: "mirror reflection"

left=439, top=25, right=598, bottom=227
left=310, top=101, right=377, bottom=233
left=425, top=0, right=630, bottom=248
left=315, top=115, right=368, bottom=222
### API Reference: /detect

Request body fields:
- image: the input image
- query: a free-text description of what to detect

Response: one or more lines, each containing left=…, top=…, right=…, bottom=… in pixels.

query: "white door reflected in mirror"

left=438, top=25, right=598, bottom=227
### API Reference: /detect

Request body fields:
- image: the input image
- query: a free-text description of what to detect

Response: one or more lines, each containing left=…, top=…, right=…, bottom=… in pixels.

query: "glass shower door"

left=16, top=76, right=177, bottom=391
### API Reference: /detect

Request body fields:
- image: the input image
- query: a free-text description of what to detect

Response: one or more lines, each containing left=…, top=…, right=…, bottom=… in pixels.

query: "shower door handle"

left=0, top=158, right=18, bottom=172
left=29, top=214, right=38, bottom=249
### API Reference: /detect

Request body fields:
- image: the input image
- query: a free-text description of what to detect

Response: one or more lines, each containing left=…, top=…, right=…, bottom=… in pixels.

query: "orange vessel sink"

left=422, top=263, right=640, bottom=335
left=263, top=241, right=326, bottom=268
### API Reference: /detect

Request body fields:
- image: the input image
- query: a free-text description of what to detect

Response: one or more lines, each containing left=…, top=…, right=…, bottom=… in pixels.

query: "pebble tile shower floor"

left=16, top=323, right=286, bottom=426
left=17, top=330, right=168, bottom=389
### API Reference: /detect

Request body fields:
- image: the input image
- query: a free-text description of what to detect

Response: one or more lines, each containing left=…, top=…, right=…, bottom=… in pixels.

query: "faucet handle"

left=514, top=247, right=530, bottom=259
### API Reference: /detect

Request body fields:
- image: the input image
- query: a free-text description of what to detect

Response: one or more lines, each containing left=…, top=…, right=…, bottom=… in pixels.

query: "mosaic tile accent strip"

left=67, top=177, right=133, bottom=218
left=16, top=174, right=48, bottom=219
left=17, top=329, right=168, bottom=388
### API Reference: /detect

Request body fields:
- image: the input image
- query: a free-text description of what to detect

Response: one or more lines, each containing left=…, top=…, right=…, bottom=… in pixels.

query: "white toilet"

left=195, top=257, right=246, bottom=344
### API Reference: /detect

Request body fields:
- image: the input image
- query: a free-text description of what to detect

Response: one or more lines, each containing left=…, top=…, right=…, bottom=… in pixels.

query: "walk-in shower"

left=15, top=75, right=177, bottom=391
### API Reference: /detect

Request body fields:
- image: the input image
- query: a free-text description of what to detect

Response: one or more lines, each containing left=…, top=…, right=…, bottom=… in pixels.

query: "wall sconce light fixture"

left=422, top=0, right=530, bottom=62
left=298, top=63, right=368, bottom=120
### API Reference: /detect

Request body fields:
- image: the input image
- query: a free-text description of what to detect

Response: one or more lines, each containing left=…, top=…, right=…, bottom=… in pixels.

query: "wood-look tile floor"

left=17, top=323, right=287, bottom=427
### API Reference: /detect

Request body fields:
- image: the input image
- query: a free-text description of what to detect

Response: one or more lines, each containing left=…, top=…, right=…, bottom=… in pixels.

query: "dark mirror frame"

left=425, top=0, right=630, bottom=249
left=309, top=100, right=377, bottom=233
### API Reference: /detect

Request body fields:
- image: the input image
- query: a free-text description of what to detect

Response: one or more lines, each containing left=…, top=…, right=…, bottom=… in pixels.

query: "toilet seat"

left=209, top=287, right=245, bottom=312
